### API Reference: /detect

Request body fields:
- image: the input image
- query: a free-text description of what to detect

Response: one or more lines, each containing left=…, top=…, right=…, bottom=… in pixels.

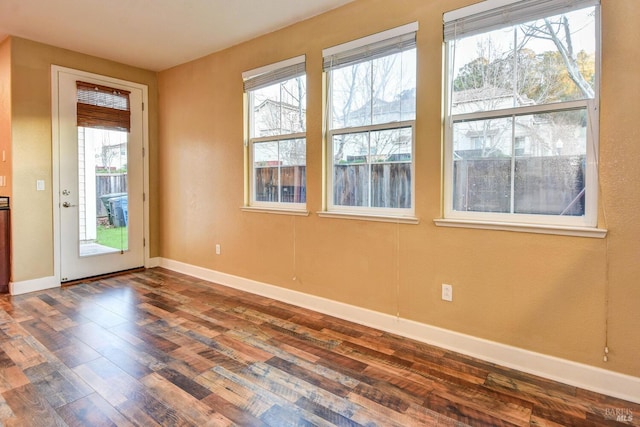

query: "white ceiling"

left=0, top=0, right=354, bottom=71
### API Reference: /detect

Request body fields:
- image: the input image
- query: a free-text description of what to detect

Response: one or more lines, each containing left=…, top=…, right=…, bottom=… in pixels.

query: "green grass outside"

left=96, top=226, right=128, bottom=250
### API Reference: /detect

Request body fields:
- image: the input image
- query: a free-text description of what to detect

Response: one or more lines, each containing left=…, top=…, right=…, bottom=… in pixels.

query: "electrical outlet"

left=215, top=244, right=221, bottom=255
left=442, top=283, right=453, bottom=302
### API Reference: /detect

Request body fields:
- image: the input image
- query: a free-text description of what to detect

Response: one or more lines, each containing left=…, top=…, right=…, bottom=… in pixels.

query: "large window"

left=324, top=23, right=417, bottom=217
left=243, top=56, right=306, bottom=208
left=443, top=0, right=600, bottom=228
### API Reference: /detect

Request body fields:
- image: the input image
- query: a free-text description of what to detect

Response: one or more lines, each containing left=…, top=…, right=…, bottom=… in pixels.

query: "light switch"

left=36, top=180, right=45, bottom=191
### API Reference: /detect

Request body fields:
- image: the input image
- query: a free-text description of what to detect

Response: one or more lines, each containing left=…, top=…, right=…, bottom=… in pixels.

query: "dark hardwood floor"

left=0, top=268, right=637, bottom=426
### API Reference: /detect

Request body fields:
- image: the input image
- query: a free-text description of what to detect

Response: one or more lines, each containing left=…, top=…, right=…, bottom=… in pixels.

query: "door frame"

left=51, top=65, right=151, bottom=283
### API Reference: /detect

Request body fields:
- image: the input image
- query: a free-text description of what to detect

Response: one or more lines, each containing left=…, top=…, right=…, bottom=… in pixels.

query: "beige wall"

left=9, top=37, right=159, bottom=283
left=157, top=0, right=640, bottom=378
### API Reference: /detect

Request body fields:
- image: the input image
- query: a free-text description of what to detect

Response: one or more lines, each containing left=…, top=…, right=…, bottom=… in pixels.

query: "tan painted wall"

left=157, top=0, right=640, bottom=378
left=9, top=37, right=159, bottom=283
left=0, top=38, right=11, bottom=199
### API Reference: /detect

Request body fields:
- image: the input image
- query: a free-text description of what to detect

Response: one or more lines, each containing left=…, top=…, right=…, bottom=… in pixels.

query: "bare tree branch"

left=543, top=18, right=594, bottom=99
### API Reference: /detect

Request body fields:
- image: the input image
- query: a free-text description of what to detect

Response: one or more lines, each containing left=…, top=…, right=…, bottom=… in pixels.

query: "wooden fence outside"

left=250, top=156, right=582, bottom=215
left=453, top=155, right=585, bottom=215
left=334, top=163, right=412, bottom=208
left=255, top=166, right=307, bottom=203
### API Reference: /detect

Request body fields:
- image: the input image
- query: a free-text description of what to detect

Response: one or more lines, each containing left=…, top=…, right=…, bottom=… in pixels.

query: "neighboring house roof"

left=254, top=98, right=304, bottom=114
left=338, top=89, right=416, bottom=125
left=452, top=86, right=534, bottom=109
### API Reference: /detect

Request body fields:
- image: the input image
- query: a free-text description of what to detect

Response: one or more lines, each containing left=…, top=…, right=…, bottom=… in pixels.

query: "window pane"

left=452, top=26, right=517, bottom=114
left=331, top=49, right=416, bottom=129
left=452, top=7, right=596, bottom=114
left=453, top=117, right=513, bottom=212
left=280, top=138, right=306, bottom=166
left=452, top=110, right=588, bottom=215
left=333, top=133, right=369, bottom=207
left=251, top=76, right=306, bottom=137
left=400, top=49, right=417, bottom=122
left=515, top=8, right=596, bottom=104
left=370, top=128, right=412, bottom=208
left=280, top=139, right=306, bottom=203
left=371, top=49, right=416, bottom=125
left=514, top=109, right=587, bottom=215
left=453, top=116, right=513, bottom=158
left=331, top=63, right=372, bottom=129
left=253, top=139, right=306, bottom=204
left=332, top=128, right=412, bottom=209
left=254, top=141, right=279, bottom=202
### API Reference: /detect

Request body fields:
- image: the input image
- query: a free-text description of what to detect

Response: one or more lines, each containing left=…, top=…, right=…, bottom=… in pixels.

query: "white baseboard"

left=159, top=257, right=640, bottom=404
left=10, top=276, right=60, bottom=295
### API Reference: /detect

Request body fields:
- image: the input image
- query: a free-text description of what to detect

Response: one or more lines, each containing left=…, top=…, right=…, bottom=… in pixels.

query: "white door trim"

left=51, top=65, right=150, bottom=284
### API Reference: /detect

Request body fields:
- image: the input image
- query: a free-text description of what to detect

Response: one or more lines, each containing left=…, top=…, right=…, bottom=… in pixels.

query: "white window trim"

left=323, top=22, right=418, bottom=219
left=241, top=206, right=310, bottom=216
left=441, top=0, right=602, bottom=233
left=434, top=218, right=606, bottom=238
left=243, top=56, right=307, bottom=212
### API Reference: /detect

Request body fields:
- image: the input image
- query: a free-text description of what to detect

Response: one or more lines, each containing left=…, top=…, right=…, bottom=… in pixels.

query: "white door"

left=55, top=69, right=145, bottom=282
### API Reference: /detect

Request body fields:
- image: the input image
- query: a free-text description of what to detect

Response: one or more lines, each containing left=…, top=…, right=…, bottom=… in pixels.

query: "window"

left=243, top=56, right=306, bottom=209
left=443, top=0, right=600, bottom=228
left=324, top=23, right=418, bottom=217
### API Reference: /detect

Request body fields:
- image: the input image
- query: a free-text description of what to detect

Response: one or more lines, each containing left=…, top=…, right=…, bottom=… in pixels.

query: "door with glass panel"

left=56, top=69, right=144, bottom=282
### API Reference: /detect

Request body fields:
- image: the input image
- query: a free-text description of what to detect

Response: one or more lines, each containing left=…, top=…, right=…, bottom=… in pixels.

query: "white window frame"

left=243, top=55, right=307, bottom=212
left=441, top=0, right=602, bottom=232
left=323, top=23, right=418, bottom=219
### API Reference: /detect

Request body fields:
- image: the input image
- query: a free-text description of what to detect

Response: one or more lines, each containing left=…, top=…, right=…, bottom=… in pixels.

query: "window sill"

left=317, top=211, right=420, bottom=224
left=433, top=218, right=607, bottom=238
left=241, top=206, right=310, bottom=216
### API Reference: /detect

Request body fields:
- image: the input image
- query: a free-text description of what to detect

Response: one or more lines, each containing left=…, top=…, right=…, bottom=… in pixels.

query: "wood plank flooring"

left=0, top=267, right=637, bottom=426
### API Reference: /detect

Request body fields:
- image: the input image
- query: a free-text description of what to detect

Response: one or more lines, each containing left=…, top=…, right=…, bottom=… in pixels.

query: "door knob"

left=62, top=201, right=77, bottom=208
